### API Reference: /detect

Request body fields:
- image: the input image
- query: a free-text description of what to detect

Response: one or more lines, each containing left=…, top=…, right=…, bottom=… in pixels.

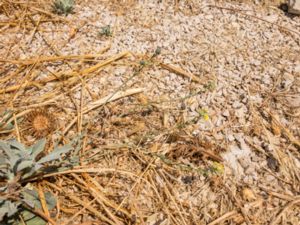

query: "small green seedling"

left=52, top=0, right=75, bottom=16
left=204, top=81, right=216, bottom=91
left=99, top=25, right=112, bottom=37
left=139, top=60, right=149, bottom=66
left=153, top=47, right=161, bottom=57
left=198, top=109, right=209, bottom=121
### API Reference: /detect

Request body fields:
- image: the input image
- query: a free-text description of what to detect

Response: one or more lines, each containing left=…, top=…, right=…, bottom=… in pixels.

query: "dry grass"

left=0, top=0, right=299, bottom=224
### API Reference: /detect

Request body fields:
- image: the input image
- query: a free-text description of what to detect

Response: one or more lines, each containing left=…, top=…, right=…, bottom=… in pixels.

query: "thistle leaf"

left=37, top=145, right=73, bottom=164
left=0, top=141, right=19, bottom=169
left=22, top=188, right=56, bottom=210
left=20, top=212, right=47, bottom=225
left=0, top=141, right=14, bottom=160
left=0, top=154, right=8, bottom=166
left=30, top=138, right=46, bottom=159
left=22, top=189, right=41, bottom=209
left=21, top=167, right=37, bottom=179
left=10, top=139, right=26, bottom=152
left=0, top=203, right=8, bottom=221
left=0, top=137, right=81, bottom=224
left=0, top=200, right=20, bottom=220
left=20, top=209, right=38, bottom=222
left=16, top=160, right=34, bottom=173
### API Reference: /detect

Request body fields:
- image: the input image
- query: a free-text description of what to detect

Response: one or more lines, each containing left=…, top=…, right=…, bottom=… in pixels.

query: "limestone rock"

left=288, top=0, right=300, bottom=15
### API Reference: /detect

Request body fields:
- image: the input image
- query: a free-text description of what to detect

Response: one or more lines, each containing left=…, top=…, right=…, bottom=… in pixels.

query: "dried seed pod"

left=26, top=109, right=56, bottom=137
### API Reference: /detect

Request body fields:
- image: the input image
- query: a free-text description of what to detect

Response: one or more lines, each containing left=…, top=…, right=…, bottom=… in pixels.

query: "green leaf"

left=0, top=203, right=9, bottom=221
left=0, top=141, right=14, bottom=160
left=0, top=200, right=20, bottom=220
left=0, top=141, right=19, bottom=169
left=16, top=160, right=34, bottom=172
left=21, top=167, right=37, bottom=179
left=37, top=145, right=73, bottom=164
left=16, top=150, right=31, bottom=161
left=30, top=139, right=46, bottom=159
left=44, top=192, right=56, bottom=210
left=22, top=189, right=41, bottom=209
left=0, top=154, right=8, bottom=166
left=72, top=134, right=83, bottom=155
left=52, top=0, right=74, bottom=16
left=99, top=25, right=112, bottom=37
left=22, top=188, right=56, bottom=210
left=19, top=208, right=48, bottom=225
left=20, top=189, right=56, bottom=224
left=20, top=212, right=47, bottom=225
left=10, top=140, right=26, bottom=152
left=20, top=209, right=36, bottom=221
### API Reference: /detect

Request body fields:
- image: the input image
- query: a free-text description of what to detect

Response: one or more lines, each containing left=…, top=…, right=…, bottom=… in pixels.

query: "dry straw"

left=0, top=0, right=299, bottom=224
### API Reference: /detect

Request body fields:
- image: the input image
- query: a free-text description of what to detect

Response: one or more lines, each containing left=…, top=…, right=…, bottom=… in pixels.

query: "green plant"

left=139, top=60, right=149, bottom=66
left=204, top=80, right=216, bottom=91
left=0, top=185, right=56, bottom=225
left=0, top=137, right=81, bottom=224
left=99, top=25, right=112, bottom=37
left=153, top=153, right=224, bottom=176
left=153, top=47, right=161, bottom=57
left=52, top=0, right=75, bottom=16
left=198, top=108, right=209, bottom=121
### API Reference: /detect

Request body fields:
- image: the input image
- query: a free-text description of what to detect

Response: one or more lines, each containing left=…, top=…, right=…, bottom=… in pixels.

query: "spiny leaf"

left=20, top=212, right=47, bottom=225
left=10, top=139, right=26, bottom=152
left=0, top=200, right=20, bottom=220
left=0, top=154, right=8, bottom=166
left=0, top=141, right=19, bottom=169
left=22, top=188, right=56, bottom=210
left=0, top=141, right=14, bottom=160
left=16, top=160, right=34, bottom=173
left=71, top=134, right=83, bottom=155
left=0, top=137, right=81, bottom=224
left=37, top=144, right=73, bottom=164
left=20, top=210, right=38, bottom=222
left=30, top=138, right=46, bottom=159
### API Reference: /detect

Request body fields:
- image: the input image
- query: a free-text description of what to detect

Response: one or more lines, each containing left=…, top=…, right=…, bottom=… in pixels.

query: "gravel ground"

left=0, top=0, right=300, bottom=224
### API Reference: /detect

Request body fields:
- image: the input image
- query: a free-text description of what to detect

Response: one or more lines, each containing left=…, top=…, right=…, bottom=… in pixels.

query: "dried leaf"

left=242, top=188, right=256, bottom=201
left=271, top=120, right=281, bottom=136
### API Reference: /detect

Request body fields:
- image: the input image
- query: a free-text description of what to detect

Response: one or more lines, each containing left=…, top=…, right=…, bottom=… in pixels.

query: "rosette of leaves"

left=52, top=0, right=75, bottom=16
left=0, top=186, right=56, bottom=225
left=0, top=137, right=82, bottom=224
